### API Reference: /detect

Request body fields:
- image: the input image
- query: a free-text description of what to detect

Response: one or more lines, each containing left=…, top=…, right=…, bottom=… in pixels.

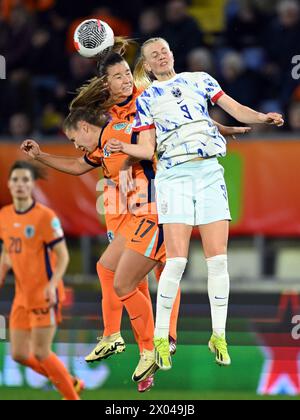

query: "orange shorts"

left=123, top=214, right=166, bottom=263
left=105, top=212, right=132, bottom=242
left=10, top=300, right=62, bottom=331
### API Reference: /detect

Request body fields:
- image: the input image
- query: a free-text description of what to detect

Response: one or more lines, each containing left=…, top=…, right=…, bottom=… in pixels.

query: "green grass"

left=0, top=388, right=299, bottom=401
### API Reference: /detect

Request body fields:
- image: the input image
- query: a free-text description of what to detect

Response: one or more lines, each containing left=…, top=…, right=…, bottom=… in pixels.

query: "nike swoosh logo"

left=215, top=297, right=227, bottom=300
left=133, top=363, right=156, bottom=382
left=160, top=294, right=173, bottom=300
left=131, top=316, right=141, bottom=321
left=95, top=341, right=123, bottom=356
left=95, top=347, right=105, bottom=356
left=177, top=100, right=184, bottom=105
left=131, top=239, right=142, bottom=243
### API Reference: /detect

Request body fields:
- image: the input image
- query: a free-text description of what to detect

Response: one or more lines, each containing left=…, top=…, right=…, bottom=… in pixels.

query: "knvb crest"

left=103, top=145, right=111, bottom=158
left=171, top=87, right=182, bottom=99
left=25, top=225, right=35, bottom=239
left=0, top=56, right=6, bottom=80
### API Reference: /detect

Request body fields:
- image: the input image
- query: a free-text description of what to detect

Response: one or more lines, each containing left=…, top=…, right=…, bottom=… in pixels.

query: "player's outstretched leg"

left=10, top=324, right=84, bottom=398
left=85, top=263, right=126, bottom=363
left=22, top=354, right=85, bottom=395
left=114, top=250, right=158, bottom=383
left=119, top=288, right=157, bottom=382
left=154, top=264, right=181, bottom=356
left=154, top=258, right=188, bottom=370
left=32, top=327, right=80, bottom=400
left=136, top=279, right=156, bottom=393
left=207, top=254, right=231, bottom=366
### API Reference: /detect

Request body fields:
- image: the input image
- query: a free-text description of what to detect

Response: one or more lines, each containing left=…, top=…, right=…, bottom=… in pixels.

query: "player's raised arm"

left=0, top=247, right=11, bottom=289
left=44, top=240, right=70, bottom=308
left=216, top=94, right=284, bottom=126
left=21, top=140, right=93, bottom=176
left=107, top=128, right=156, bottom=161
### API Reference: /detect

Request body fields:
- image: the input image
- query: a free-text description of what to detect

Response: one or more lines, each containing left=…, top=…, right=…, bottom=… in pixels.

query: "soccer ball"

left=74, top=19, right=115, bottom=59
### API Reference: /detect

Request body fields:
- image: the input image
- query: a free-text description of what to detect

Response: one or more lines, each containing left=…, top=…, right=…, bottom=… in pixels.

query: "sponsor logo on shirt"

left=113, top=123, right=128, bottom=131
left=51, top=218, right=64, bottom=238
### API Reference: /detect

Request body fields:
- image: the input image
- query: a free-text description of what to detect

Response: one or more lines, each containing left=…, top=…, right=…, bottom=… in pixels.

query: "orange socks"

left=136, top=278, right=154, bottom=353
left=23, top=355, right=48, bottom=378
left=120, top=289, right=155, bottom=351
left=97, top=263, right=123, bottom=337
left=40, top=353, right=79, bottom=401
left=22, top=355, right=77, bottom=389
left=154, top=264, right=181, bottom=341
left=170, top=289, right=181, bottom=340
left=138, top=278, right=153, bottom=307
left=97, top=263, right=154, bottom=353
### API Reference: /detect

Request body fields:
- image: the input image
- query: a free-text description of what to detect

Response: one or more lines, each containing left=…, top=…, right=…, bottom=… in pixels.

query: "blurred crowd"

left=0, top=0, right=300, bottom=140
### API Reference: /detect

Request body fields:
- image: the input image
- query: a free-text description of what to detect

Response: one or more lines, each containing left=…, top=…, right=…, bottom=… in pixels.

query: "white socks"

left=155, top=257, right=188, bottom=339
left=155, top=254, right=230, bottom=340
left=207, top=255, right=230, bottom=338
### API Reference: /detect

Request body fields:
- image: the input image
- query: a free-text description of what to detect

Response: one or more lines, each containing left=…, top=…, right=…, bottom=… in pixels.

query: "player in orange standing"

left=0, top=161, right=83, bottom=400
left=21, top=52, right=249, bottom=389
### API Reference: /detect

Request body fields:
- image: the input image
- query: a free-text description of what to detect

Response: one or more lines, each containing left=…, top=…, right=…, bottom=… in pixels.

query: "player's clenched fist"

left=20, top=140, right=41, bottom=159
left=259, top=113, right=284, bottom=127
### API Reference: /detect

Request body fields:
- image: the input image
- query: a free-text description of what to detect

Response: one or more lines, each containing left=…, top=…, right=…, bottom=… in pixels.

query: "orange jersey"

left=0, top=202, right=65, bottom=309
left=85, top=87, right=158, bottom=221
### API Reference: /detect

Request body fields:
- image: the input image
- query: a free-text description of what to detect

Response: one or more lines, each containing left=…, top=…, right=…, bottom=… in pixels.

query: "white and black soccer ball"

left=74, top=19, right=115, bottom=59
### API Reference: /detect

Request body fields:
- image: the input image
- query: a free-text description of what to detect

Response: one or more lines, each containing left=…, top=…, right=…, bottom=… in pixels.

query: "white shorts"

left=155, top=158, right=232, bottom=226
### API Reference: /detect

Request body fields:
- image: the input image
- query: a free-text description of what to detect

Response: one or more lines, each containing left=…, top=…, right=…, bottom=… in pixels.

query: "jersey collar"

left=14, top=200, right=36, bottom=215
left=116, top=95, right=133, bottom=107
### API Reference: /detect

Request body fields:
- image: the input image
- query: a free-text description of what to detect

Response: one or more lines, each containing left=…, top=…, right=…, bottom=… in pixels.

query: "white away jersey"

left=132, top=72, right=227, bottom=172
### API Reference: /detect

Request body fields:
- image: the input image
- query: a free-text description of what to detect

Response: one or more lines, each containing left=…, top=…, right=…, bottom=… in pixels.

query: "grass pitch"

left=0, top=388, right=299, bottom=401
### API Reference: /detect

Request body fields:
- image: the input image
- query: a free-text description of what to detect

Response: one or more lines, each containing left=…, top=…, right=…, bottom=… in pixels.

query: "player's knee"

left=98, top=256, right=111, bottom=271
left=114, top=283, right=128, bottom=298
left=206, top=245, right=228, bottom=260
left=163, top=257, right=188, bottom=282
left=114, top=278, right=134, bottom=298
left=33, top=347, right=50, bottom=362
left=206, top=254, right=228, bottom=276
left=113, top=278, right=123, bottom=297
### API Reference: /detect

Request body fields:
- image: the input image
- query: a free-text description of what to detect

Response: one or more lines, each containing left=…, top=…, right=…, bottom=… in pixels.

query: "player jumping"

left=107, top=37, right=284, bottom=371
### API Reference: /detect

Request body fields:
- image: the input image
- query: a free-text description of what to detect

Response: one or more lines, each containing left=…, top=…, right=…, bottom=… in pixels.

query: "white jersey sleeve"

left=200, top=73, right=224, bottom=105
left=132, top=96, right=155, bottom=132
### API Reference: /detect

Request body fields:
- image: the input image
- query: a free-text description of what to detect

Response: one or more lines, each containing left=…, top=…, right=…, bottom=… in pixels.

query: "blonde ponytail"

left=133, top=56, right=152, bottom=90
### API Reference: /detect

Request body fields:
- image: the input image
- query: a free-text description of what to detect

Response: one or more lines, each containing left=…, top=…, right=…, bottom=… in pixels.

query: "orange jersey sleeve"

left=40, top=207, right=65, bottom=246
